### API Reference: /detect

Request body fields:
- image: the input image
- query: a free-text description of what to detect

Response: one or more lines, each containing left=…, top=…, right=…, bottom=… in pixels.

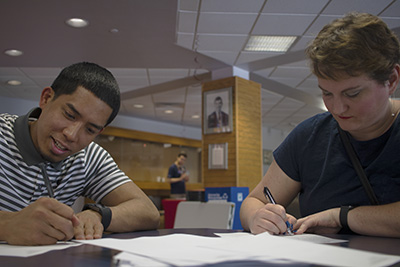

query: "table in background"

left=2, top=229, right=400, bottom=267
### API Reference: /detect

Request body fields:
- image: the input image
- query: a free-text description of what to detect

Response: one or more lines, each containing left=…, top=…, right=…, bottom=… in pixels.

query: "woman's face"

left=319, top=74, right=392, bottom=139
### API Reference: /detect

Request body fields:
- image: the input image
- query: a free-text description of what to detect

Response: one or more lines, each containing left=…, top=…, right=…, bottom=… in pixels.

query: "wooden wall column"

left=202, top=76, right=262, bottom=192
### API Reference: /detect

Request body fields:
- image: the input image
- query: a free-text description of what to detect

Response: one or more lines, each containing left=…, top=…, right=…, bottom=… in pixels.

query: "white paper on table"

left=215, top=232, right=347, bottom=244
left=0, top=241, right=82, bottom=257
left=77, top=233, right=400, bottom=267
left=78, top=234, right=281, bottom=266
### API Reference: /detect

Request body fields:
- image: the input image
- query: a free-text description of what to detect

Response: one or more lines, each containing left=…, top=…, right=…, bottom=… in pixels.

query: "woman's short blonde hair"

left=306, top=12, right=400, bottom=84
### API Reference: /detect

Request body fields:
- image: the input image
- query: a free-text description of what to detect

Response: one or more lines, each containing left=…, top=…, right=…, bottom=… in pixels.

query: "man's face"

left=177, top=155, right=186, bottom=166
left=30, top=86, right=112, bottom=162
left=214, top=99, right=223, bottom=112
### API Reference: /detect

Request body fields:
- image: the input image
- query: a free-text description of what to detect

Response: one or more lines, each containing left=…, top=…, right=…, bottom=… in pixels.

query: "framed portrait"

left=203, top=87, right=233, bottom=134
left=208, top=143, right=228, bottom=169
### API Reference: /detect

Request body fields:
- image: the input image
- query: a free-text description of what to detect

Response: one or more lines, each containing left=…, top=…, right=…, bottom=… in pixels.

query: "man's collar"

left=14, top=108, right=63, bottom=170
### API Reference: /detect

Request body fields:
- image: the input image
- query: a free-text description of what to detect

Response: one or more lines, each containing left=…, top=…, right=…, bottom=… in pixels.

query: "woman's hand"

left=295, top=208, right=341, bottom=235
left=249, top=203, right=297, bottom=235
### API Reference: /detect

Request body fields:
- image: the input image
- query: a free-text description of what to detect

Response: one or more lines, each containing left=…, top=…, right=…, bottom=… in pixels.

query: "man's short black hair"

left=51, top=62, right=120, bottom=126
left=178, top=152, right=187, bottom=158
left=214, top=96, right=223, bottom=103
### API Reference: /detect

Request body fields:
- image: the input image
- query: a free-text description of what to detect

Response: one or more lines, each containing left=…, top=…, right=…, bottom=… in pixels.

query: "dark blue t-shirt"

left=168, top=164, right=186, bottom=194
left=274, top=112, right=400, bottom=217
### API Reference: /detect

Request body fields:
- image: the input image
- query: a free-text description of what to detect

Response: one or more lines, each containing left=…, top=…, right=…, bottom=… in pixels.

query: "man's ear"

left=39, top=87, right=55, bottom=108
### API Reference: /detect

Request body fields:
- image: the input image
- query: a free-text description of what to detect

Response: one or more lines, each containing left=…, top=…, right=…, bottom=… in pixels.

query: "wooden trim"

left=134, top=181, right=203, bottom=190
left=101, top=126, right=201, bottom=147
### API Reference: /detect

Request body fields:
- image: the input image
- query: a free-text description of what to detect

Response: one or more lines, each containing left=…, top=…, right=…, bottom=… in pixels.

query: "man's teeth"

left=54, top=140, right=66, bottom=150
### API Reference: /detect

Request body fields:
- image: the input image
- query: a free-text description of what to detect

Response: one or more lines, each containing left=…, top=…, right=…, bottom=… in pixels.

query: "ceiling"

left=1, top=0, right=400, bottom=133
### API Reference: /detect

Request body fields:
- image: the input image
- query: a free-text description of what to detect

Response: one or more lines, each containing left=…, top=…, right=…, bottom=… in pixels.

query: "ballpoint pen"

left=39, top=162, right=54, bottom=198
left=263, top=186, right=294, bottom=235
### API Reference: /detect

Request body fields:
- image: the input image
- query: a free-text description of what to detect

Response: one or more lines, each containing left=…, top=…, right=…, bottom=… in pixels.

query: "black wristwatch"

left=339, top=205, right=355, bottom=234
left=83, top=203, right=112, bottom=230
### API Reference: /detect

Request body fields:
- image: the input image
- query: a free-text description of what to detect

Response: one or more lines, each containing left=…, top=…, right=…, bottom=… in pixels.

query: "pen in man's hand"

left=263, top=186, right=294, bottom=235
left=39, top=163, right=54, bottom=198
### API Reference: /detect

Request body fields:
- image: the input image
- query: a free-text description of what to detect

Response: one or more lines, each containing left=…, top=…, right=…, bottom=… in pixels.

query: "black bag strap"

left=337, top=126, right=380, bottom=205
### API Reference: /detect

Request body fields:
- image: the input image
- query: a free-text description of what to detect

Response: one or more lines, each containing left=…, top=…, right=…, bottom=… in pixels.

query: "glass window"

left=94, top=135, right=201, bottom=183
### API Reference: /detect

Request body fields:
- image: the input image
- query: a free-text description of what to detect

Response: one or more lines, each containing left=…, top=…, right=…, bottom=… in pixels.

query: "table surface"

left=2, top=228, right=400, bottom=267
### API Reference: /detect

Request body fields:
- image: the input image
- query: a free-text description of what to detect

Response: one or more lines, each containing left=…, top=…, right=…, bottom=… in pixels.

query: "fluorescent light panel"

left=245, top=36, right=296, bottom=52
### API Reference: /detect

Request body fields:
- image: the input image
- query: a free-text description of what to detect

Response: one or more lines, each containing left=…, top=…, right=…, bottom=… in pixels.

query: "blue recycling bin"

left=205, top=187, right=249, bottom=230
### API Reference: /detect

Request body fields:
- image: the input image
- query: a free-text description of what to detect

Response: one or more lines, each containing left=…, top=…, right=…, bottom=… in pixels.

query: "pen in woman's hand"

left=263, top=186, right=294, bottom=235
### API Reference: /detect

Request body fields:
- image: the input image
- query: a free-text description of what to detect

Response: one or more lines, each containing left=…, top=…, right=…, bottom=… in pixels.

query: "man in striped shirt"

left=0, top=62, right=160, bottom=245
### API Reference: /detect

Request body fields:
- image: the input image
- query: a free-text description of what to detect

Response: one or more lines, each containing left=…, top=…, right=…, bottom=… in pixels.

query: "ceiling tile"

left=198, top=51, right=239, bottom=65
left=200, top=0, right=265, bottom=13
left=19, top=67, right=62, bottom=77
left=290, top=36, right=315, bottom=52
left=197, top=13, right=258, bottom=34
left=178, top=11, right=198, bottom=33
left=176, top=33, right=195, bottom=50
left=196, top=34, right=248, bottom=52
left=254, top=68, right=275, bottom=78
left=236, top=51, right=282, bottom=65
left=304, top=15, right=341, bottom=36
left=322, top=0, right=393, bottom=15
left=381, top=1, right=400, bottom=17
left=383, top=17, right=400, bottom=29
left=262, top=0, right=329, bottom=14
left=270, top=66, right=311, bottom=80
left=178, top=0, right=199, bottom=11
left=253, top=14, right=316, bottom=35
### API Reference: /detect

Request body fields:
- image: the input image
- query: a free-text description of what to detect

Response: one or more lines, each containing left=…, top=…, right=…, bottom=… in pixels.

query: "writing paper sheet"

left=77, top=233, right=400, bottom=267
left=0, top=241, right=82, bottom=257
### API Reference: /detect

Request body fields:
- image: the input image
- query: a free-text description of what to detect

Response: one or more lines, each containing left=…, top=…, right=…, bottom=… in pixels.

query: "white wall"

left=261, top=126, right=290, bottom=175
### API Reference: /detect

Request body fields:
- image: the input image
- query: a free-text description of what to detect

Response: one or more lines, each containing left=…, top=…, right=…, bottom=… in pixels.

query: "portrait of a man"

left=203, top=87, right=232, bottom=134
left=208, top=96, right=229, bottom=128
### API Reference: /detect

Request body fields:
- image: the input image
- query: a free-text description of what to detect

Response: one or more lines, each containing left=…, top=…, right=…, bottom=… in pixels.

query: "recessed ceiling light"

left=133, top=104, right=144, bottom=108
left=7, top=80, right=22, bottom=86
left=245, top=36, right=297, bottom=52
left=4, top=49, right=23, bottom=57
left=65, top=18, right=89, bottom=28
left=164, top=110, right=174, bottom=114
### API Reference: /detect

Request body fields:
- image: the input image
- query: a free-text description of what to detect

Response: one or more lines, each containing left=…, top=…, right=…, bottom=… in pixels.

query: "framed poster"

left=203, top=87, right=233, bottom=134
left=208, top=143, right=228, bottom=169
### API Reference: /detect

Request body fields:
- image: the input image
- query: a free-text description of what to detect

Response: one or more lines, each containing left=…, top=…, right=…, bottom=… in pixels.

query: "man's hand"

left=0, top=198, right=79, bottom=245
left=74, top=210, right=104, bottom=240
left=295, top=208, right=341, bottom=235
left=181, top=173, right=189, bottom=182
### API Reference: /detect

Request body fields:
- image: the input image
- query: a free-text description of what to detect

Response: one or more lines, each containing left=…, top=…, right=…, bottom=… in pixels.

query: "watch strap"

left=83, top=203, right=112, bottom=230
left=339, top=205, right=354, bottom=234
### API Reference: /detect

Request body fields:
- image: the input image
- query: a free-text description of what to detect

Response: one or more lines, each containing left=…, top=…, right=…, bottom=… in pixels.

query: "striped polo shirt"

left=0, top=108, right=131, bottom=212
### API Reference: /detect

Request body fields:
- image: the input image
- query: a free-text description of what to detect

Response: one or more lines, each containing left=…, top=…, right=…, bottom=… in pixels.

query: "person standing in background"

left=167, top=152, right=189, bottom=199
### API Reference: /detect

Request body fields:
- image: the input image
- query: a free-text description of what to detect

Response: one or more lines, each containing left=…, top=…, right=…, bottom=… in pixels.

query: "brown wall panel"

left=202, top=76, right=262, bottom=192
